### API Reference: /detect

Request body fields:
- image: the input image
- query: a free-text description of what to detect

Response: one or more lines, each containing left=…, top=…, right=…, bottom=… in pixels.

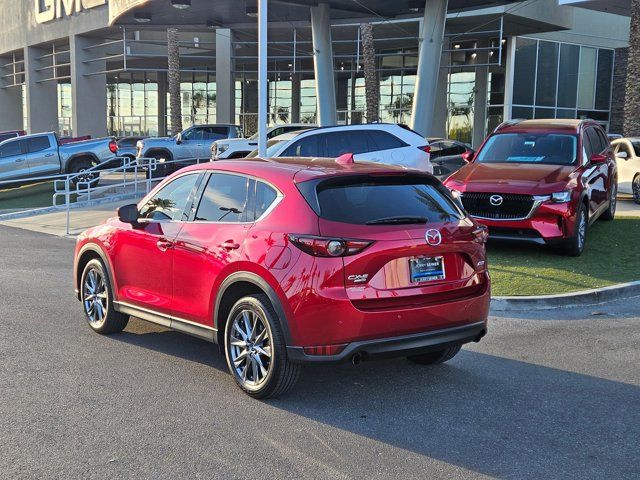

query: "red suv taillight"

left=288, top=235, right=372, bottom=257
left=303, top=344, right=347, bottom=356
left=109, top=140, right=118, bottom=154
left=418, top=145, right=431, bottom=154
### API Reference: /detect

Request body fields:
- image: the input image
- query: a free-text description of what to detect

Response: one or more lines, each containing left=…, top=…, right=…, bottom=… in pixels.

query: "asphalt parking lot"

left=0, top=224, right=638, bottom=479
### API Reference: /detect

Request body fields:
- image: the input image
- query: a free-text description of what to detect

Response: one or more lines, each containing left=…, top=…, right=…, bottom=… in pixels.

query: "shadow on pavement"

left=108, top=320, right=640, bottom=479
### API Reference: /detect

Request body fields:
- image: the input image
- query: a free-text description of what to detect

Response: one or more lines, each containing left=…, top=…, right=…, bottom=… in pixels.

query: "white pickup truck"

left=0, top=132, right=118, bottom=186
left=211, top=124, right=315, bottom=160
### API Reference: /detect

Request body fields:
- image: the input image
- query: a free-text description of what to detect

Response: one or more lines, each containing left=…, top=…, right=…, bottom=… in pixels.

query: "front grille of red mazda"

left=461, top=193, right=535, bottom=220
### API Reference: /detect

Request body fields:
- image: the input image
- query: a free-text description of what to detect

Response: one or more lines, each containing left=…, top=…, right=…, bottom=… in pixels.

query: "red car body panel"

left=444, top=120, right=616, bottom=244
left=75, top=158, right=490, bottom=362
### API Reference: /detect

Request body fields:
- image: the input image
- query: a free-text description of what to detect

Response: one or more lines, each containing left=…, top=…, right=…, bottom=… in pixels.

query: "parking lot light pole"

left=258, top=0, right=268, bottom=157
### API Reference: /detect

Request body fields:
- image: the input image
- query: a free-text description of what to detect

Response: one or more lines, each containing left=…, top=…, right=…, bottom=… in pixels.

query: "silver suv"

left=137, top=124, right=242, bottom=176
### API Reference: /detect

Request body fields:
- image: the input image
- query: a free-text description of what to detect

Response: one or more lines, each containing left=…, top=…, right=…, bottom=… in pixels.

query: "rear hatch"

left=299, top=173, right=488, bottom=311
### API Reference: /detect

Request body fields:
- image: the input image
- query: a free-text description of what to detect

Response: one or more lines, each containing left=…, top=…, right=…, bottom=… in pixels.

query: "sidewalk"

left=0, top=198, right=137, bottom=238
left=616, top=196, right=640, bottom=217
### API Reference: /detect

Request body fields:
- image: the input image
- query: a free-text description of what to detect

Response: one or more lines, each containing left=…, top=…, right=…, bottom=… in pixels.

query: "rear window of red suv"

left=298, top=175, right=464, bottom=225
left=477, top=132, right=578, bottom=165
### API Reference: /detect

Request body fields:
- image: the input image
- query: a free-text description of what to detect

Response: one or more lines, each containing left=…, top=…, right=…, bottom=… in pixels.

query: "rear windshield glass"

left=308, top=176, right=464, bottom=225
left=476, top=133, right=578, bottom=165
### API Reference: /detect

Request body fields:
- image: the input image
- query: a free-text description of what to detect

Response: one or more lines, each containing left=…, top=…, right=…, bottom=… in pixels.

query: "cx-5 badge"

left=425, top=229, right=442, bottom=246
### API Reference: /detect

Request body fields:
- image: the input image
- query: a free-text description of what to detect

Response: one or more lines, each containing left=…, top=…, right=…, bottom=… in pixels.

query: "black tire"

left=562, top=202, right=588, bottom=257
left=224, top=294, right=300, bottom=399
left=69, top=158, right=99, bottom=188
left=145, top=153, right=170, bottom=179
left=600, top=179, right=617, bottom=221
left=407, top=344, right=462, bottom=365
left=80, top=259, right=129, bottom=334
left=633, top=175, right=640, bottom=205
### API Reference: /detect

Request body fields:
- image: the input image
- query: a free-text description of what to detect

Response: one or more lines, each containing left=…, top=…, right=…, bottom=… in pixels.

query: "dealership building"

left=0, top=0, right=630, bottom=147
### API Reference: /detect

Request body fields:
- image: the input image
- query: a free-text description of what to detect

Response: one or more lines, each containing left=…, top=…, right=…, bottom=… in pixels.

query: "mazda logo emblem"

left=489, top=195, right=504, bottom=206
left=425, top=229, right=442, bottom=246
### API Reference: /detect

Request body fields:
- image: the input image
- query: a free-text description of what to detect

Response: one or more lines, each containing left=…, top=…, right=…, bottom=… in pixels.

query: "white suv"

left=211, top=124, right=315, bottom=160
left=248, top=124, right=432, bottom=173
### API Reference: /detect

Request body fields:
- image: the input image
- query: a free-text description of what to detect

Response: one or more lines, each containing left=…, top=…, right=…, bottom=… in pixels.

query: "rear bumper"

left=287, top=321, right=487, bottom=364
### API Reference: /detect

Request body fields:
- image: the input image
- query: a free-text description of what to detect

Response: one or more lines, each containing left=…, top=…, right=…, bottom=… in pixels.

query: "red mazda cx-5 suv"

left=74, top=158, right=490, bottom=398
left=444, top=119, right=617, bottom=256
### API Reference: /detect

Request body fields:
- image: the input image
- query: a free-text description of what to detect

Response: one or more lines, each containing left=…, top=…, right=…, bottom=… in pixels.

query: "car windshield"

left=476, top=133, right=578, bottom=165
left=631, top=141, right=640, bottom=157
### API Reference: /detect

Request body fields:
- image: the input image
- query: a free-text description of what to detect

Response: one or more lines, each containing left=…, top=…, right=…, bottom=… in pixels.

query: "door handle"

left=220, top=240, right=240, bottom=250
left=156, top=239, right=174, bottom=252
left=44, top=153, right=55, bottom=157
left=15, top=158, right=25, bottom=163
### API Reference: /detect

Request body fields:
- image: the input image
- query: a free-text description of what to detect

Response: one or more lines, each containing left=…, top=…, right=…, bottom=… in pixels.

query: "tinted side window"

left=195, top=173, right=249, bottom=222
left=430, top=140, right=466, bottom=159
left=323, top=131, right=370, bottom=157
left=366, top=130, right=406, bottom=151
left=268, top=127, right=285, bottom=139
left=0, top=133, right=16, bottom=143
left=139, top=173, right=199, bottom=221
left=202, top=127, right=229, bottom=140
left=585, top=128, right=602, bottom=156
left=182, top=128, right=203, bottom=141
left=596, top=129, right=609, bottom=152
left=0, top=139, right=23, bottom=157
left=27, top=136, right=52, bottom=153
left=282, top=136, right=320, bottom=157
left=254, top=181, right=278, bottom=220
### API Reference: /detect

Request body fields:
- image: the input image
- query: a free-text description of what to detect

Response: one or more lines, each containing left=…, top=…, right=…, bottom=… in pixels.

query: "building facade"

left=0, top=1, right=630, bottom=147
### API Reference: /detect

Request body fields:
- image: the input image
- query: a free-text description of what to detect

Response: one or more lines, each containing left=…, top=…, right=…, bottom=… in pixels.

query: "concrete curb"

left=491, top=280, right=640, bottom=311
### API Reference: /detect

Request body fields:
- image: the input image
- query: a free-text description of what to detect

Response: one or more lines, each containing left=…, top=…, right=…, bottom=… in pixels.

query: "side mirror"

left=117, top=203, right=139, bottom=224
left=461, top=151, right=475, bottom=162
left=590, top=153, right=607, bottom=164
left=175, top=133, right=182, bottom=145
left=616, top=151, right=628, bottom=159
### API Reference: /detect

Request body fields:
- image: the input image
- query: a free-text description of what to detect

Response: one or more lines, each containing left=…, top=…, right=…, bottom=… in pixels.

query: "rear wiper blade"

left=366, top=216, right=428, bottom=225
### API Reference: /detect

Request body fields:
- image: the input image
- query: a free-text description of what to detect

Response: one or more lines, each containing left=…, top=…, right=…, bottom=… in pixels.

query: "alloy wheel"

left=610, top=183, right=617, bottom=215
left=83, top=268, right=108, bottom=327
left=229, top=309, right=272, bottom=388
left=577, top=211, right=586, bottom=251
left=633, top=177, right=640, bottom=203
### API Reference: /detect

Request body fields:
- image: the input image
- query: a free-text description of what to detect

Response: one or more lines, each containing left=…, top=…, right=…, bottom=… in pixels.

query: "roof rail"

left=493, top=119, right=525, bottom=133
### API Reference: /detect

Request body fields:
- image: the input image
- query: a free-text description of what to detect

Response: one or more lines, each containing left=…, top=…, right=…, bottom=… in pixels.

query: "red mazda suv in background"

left=74, top=158, right=490, bottom=398
left=444, top=119, right=617, bottom=256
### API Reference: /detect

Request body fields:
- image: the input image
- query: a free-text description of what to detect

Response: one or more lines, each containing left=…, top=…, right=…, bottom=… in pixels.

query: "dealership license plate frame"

left=409, top=256, right=446, bottom=283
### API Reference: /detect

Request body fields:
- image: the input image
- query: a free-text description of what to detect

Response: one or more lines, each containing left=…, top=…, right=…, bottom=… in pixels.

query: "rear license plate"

left=410, top=256, right=445, bottom=283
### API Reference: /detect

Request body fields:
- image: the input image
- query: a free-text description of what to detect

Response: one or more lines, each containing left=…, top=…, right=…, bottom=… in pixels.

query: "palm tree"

left=624, top=0, right=640, bottom=136
left=360, top=23, right=379, bottom=123
left=167, top=28, right=182, bottom=135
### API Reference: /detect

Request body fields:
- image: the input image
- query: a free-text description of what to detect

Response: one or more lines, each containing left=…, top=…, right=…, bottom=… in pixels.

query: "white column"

left=24, top=46, right=58, bottom=134
left=473, top=65, right=488, bottom=148
left=310, top=3, right=337, bottom=126
left=257, top=0, right=268, bottom=156
left=410, top=0, right=448, bottom=137
left=70, top=35, right=107, bottom=138
left=502, top=36, right=516, bottom=121
left=216, top=28, right=235, bottom=124
left=0, top=86, right=23, bottom=131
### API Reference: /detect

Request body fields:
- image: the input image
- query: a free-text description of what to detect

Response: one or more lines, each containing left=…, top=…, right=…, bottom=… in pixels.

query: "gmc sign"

left=35, top=0, right=107, bottom=24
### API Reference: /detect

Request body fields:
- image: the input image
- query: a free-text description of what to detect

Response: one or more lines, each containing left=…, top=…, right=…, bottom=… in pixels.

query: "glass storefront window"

left=512, top=38, right=537, bottom=106
left=535, top=41, right=559, bottom=107
left=557, top=43, right=580, bottom=108
left=509, top=37, right=613, bottom=129
left=577, top=47, right=597, bottom=110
